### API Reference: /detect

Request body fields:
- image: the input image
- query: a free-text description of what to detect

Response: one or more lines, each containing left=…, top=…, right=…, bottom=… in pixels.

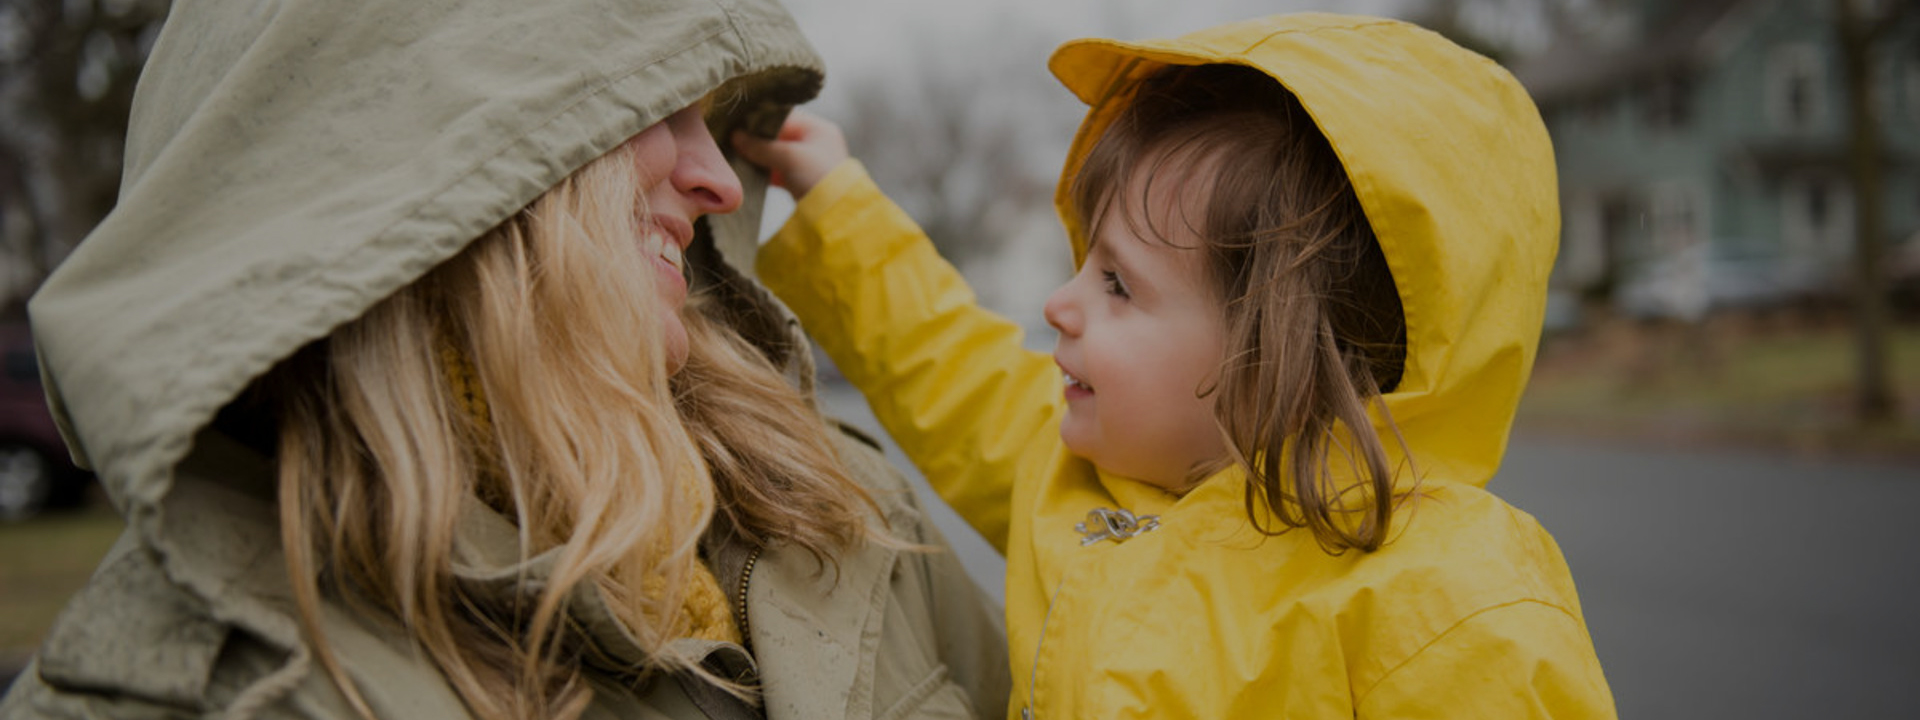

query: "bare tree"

left=1836, top=0, right=1906, bottom=423
left=0, top=0, right=170, bottom=305
left=832, top=18, right=1076, bottom=271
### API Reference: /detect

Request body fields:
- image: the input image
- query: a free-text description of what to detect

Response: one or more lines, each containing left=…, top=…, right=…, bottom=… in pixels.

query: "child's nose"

left=1043, top=283, right=1080, bottom=336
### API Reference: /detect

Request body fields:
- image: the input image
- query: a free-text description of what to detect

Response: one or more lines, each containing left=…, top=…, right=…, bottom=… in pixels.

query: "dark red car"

left=0, top=321, right=90, bottom=520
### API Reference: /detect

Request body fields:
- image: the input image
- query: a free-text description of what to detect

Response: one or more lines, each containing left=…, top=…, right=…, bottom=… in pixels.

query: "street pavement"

left=1498, top=436, right=1920, bottom=720
left=819, top=381, right=1920, bottom=720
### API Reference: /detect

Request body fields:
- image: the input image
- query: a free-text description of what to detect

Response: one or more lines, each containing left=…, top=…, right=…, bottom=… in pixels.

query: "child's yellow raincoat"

left=761, top=13, right=1616, bottom=719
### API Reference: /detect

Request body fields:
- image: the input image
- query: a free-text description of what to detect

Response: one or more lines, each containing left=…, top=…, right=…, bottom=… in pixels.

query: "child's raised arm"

left=736, top=112, right=1062, bottom=553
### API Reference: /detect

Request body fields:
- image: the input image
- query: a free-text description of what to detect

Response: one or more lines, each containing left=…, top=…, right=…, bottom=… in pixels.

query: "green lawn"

left=1518, top=319, right=1920, bottom=458
left=0, top=507, right=123, bottom=664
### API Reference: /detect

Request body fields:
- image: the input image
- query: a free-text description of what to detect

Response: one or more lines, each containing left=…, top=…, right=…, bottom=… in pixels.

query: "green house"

left=1513, top=0, right=1920, bottom=323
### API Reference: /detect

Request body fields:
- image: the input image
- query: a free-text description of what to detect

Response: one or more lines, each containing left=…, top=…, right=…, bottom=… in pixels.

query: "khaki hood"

left=29, top=0, right=820, bottom=544
left=1049, top=13, right=1558, bottom=489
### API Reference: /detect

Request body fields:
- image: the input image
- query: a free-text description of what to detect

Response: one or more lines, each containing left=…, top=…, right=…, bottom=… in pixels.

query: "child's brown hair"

left=1070, top=63, right=1411, bottom=552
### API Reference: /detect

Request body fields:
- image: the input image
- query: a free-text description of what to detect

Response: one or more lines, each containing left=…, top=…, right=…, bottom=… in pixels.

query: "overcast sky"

left=783, top=0, right=1416, bottom=105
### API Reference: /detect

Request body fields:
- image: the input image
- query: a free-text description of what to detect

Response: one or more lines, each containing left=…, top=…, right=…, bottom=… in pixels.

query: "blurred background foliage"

left=0, top=0, right=168, bottom=308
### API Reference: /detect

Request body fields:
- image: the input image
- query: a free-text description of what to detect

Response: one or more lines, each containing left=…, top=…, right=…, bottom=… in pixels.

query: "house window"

left=1767, top=44, right=1825, bottom=132
left=1644, top=74, right=1693, bottom=130
left=1582, top=95, right=1611, bottom=126
left=1871, top=46, right=1912, bottom=126
left=1560, top=193, right=1606, bottom=286
left=1909, top=44, right=1920, bottom=125
left=1812, top=182, right=1831, bottom=227
left=1781, top=175, right=1854, bottom=255
left=1644, top=181, right=1710, bottom=319
left=1651, top=181, right=1706, bottom=252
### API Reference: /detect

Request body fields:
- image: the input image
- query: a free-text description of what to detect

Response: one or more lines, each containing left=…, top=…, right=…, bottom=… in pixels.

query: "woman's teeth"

left=652, top=233, right=684, bottom=272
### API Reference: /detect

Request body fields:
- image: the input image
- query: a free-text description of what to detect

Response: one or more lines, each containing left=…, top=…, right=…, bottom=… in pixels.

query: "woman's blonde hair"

left=267, top=135, right=879, bottom=720
left=1071, top=64, right=1414, bottom=553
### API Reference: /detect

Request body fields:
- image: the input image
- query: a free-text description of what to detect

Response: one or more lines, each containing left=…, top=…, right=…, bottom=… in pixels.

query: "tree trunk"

left=1836, top=0, right=1896, bottom=423
left=0, top=0, right=171, bottom=306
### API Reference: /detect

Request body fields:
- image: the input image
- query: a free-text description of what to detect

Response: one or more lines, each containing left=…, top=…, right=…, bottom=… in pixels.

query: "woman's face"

left=629, top=104, right=744, bottom=373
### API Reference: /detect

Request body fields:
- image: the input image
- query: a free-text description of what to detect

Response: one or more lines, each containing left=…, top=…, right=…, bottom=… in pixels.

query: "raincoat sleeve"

left=1355, top=601, right=1618, bottom=719
left=757, top=160, right=1060, bottom=553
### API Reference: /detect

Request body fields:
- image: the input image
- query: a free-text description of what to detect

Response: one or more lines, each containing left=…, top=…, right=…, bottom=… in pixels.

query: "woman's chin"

left=663, top=315, right=689, bottom=375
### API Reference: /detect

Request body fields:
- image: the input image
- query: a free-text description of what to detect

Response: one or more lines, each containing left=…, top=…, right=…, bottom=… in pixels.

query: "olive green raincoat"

left=759, top=13, right=1617, bottom=720
left=0, top=0, right=1007, bottom=718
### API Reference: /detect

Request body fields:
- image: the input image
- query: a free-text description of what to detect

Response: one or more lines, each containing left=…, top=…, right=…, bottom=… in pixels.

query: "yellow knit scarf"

left=438, top=344, right=742, bottom=646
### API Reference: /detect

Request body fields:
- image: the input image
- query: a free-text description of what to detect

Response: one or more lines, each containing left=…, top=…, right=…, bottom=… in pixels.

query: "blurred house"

left=1514, top=0, right=1920, bottom=324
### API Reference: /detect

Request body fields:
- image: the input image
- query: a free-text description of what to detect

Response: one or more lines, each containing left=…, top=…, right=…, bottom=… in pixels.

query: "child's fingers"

left=729, top=131, right=795, bottom=189
left=777, top=109, right=834, bottom=141
left=730, top=109, right=848, bottom=197
left=734, top=111, right=818, bottom=158
left=780, top=109, right=847, bottom=152
left=731, top=129, right=779, bottom=166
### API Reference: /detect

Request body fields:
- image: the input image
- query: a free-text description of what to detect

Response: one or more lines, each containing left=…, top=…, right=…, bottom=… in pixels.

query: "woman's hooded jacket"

left=758, top=13, right=1616, bottom=720
left=1, top=0, right=1007, bottom=718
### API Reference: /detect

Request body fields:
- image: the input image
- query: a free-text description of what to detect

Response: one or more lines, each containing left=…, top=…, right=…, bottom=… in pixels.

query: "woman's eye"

left=1101, top=270, right=1130, bottom=299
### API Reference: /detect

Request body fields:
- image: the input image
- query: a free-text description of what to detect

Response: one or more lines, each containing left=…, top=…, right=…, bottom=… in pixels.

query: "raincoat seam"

left=367, top=27, right=733, bottom=246
left=1244, top=18, right=1403, bottom=46
left=711, top=0, right=756, bottom=66
left=1351, top=597, right=1586, bottom=707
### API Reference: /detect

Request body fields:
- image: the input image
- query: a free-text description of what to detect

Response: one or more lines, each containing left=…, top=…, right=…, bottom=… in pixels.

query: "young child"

left=737, top=13, right=1616, bottom=720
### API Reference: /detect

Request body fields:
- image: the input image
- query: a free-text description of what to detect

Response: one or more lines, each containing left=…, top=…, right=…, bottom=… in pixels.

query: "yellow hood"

left=1049, top=13, right=1559, bottom=489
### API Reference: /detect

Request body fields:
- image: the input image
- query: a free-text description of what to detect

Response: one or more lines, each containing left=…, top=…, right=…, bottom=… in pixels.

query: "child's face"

left=1044, top=175, right=1228, bottom=491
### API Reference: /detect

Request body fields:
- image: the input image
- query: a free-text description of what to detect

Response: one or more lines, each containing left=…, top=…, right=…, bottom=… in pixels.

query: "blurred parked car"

left=0, top=321, right=91, bottom=520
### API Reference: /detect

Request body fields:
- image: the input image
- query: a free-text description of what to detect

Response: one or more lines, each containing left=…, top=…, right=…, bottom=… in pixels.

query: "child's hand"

left=732, top=108, right=848, bottom=199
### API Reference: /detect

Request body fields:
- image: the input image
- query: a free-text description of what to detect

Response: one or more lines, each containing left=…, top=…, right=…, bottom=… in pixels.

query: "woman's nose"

left=1043, top=281, right=1080, bottom=336
left=672, top=115, right=744, bottom=215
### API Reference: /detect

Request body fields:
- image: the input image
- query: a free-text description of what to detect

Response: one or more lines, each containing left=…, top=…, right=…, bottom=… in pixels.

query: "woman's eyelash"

left=1101, top=270, right=1130, bottom=299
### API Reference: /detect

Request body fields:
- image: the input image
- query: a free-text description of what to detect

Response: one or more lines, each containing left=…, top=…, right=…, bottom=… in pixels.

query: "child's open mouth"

left=1063, top=371, right=1094, bottom=393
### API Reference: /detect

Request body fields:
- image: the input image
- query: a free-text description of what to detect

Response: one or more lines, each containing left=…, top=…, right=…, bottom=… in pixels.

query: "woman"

left=0, top=0, right=1007, bottom=718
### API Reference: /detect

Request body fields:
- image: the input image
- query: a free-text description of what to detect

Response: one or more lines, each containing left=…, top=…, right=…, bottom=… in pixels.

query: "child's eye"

left=1101, top=270, right=1131, bottom=299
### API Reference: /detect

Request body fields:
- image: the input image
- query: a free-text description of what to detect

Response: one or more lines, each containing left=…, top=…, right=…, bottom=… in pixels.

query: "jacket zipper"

left=1024, top=507, right=1162, bottom=719
left=733, top=545, right=763, bottom=653
left=1021, top=578, right=1070, bottom=720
